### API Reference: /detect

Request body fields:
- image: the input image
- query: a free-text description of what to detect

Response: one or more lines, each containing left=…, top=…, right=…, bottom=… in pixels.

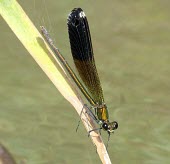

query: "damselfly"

left=41, top=8, right=118, bottom=135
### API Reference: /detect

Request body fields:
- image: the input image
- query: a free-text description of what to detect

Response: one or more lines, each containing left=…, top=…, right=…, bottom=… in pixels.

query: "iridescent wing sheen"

left=67, top=8, right=104, bottom=105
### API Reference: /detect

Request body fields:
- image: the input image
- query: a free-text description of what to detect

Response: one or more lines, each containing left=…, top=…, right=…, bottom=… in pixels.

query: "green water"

left=0, top=1, right=170, bottom=163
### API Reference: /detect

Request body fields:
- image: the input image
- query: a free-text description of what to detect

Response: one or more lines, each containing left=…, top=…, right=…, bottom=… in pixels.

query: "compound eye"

left=113, top=121, right=118, bottom=130
left=102, top=123, right=108, bottom=131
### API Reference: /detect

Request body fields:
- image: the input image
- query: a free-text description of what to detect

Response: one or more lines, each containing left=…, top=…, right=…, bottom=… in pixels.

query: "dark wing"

left=67, top=8, right=104, bottom=105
